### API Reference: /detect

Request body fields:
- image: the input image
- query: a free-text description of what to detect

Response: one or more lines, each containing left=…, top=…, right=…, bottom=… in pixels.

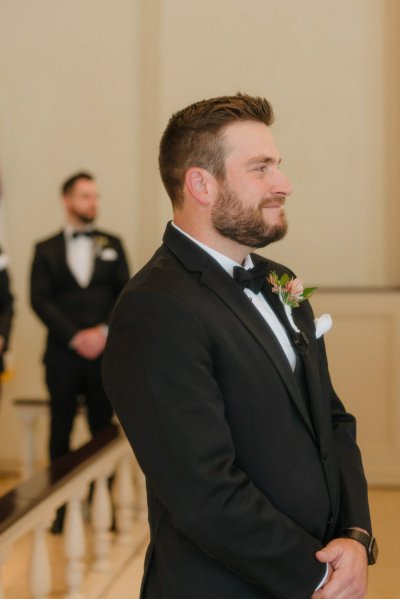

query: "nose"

left=271, top=170, right=292, bottom=198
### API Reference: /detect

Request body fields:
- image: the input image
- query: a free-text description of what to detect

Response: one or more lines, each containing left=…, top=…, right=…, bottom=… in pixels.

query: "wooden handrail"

left=0, top=423, right=125, bottom=543
left=0, top=423, right=147, bottom=598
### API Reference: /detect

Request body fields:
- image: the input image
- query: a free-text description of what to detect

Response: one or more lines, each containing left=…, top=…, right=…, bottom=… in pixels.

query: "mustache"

left=259, top=197, right=286, bottom=209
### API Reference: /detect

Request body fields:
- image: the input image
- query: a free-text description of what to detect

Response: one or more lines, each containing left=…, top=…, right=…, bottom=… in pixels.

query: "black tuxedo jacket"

left=30, top=230, right=129, bottom=361
left=102, top=223, right=371, bottom=599
left=0, top=250, right=14, bottom=373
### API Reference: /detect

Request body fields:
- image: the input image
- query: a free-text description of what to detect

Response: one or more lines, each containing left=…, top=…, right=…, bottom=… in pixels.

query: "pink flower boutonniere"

left=268, top=271, right=317, bottom=308
left=268, top=271, right=317, bottom=334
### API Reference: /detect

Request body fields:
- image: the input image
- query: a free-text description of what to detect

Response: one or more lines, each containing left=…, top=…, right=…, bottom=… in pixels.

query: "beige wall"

left=0, top=0, right=398, bottom=468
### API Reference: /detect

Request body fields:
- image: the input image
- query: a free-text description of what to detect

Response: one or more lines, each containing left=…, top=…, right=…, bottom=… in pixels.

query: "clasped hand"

left=70, top=327, right=107, bottom=360
left=311, top=538, right=368, bottom=599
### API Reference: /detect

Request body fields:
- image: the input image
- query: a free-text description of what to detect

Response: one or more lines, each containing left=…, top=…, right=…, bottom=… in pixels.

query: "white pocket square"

left=0, top=254, right=9, bottom=271
left=100, top=248, right=118, bottom=261
left=314, top=314, right=332, bottom=339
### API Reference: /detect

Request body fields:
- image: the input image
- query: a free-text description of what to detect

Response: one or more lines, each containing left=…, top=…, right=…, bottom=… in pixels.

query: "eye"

left=254, top=165, right=266, bottom=172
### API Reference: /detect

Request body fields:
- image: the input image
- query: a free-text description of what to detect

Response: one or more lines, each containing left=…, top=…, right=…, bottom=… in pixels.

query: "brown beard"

left=69, top=207, right=96, bottom=225
left=211, top=181, right=288, bottom=248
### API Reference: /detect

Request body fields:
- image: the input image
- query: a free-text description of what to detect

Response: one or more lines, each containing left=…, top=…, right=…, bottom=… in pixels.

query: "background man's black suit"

left=103, top=223, right=371, bottom=599
left=0, top=249, right=13, bottom=376
left=31, top=229, right=129, bottom=460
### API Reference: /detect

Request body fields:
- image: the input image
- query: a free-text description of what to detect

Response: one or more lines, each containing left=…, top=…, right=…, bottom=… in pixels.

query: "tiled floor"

left=1, top=474, right=398, bottom=598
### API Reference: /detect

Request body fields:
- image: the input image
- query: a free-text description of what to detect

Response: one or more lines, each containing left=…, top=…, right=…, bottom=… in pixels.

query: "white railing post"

left=17, top=405, right=40, bottom=479
left=29, top=520, right=52, bottom=599
left=113, top=455, right=135, bottom=545
left=135, top=464, right=147, bottom=521
left=64, top=495, right=86, bottom=599
left=0, top=548, right=7, bottom=599
left=91, top=474, right=112, bottom=572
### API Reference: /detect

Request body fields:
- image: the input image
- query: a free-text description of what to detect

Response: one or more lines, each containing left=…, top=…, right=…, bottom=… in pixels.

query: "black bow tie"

left=72, top=230, right=96, bottom=239
left=233, top=262, right=269, bottom=294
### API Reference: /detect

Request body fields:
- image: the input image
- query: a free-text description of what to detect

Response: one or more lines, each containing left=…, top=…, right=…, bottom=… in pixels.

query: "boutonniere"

left=94, top=235, right=110, bottom=257
left=268, top=271, right=332, bottom=343
left=267, top=271, right=316, bottom=309
left=267, top=271, right=317, bottom=353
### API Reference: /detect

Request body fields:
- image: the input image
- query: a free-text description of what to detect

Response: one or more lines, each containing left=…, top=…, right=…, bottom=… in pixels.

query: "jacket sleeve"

left=0, top=262, right=14, bottom=349
left=109, top=237, right=130, bottom=308
left=317, top=335, right=372, bottom=534
left=102, top=287, right=328, bottom=597
left=30, top=244, right=80, bottom=345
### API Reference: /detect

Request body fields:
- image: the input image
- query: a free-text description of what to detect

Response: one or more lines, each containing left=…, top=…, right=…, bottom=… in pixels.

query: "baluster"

left=0, top=548, right=7, bottom=599
left=113, top=455, right=135, bottom=545
left=29, top=520, right=52, bottom=599
left=64, top=495, right=86, bottom=599
left=91, top=474, right=112, bottom=572
left=135, top=464, right=147, bottom=521
left=17, top=405, right=40, bottom=479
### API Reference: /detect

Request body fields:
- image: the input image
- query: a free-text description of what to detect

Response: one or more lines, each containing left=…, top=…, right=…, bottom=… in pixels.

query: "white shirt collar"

left=172, top=222, right=254, bottom=276
left=171, top=223, right=296, bottom=370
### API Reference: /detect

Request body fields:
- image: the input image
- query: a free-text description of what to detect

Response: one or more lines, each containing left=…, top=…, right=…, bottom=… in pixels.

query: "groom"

left=102, top=94, right=376, bottom=598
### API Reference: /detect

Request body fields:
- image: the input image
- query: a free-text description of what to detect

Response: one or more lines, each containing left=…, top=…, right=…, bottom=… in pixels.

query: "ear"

left=184, top=167, right=216, bottom=206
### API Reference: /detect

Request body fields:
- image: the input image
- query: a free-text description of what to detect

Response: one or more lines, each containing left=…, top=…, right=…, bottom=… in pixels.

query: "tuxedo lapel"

left=89, top=233, right=115, bottom=286
left=257, top=260, right=326, bottom=441
left=290, top=306, right=326, bottom=440
left=163, top=223, right=316, bottom=440
left=52, top=232, right=81, bottom=287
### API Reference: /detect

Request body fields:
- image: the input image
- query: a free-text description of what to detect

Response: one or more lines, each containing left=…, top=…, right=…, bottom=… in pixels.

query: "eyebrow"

left=246, top=155, right=282, bottom=166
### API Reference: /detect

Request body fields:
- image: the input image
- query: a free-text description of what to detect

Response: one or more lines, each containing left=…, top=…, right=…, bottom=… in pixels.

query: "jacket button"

left=322, top=451, right=328, bottom=461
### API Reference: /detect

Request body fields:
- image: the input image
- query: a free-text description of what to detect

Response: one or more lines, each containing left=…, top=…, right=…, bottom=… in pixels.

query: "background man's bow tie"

left=72, top=230, right=96, bottom=238
left=233, top=262, right=269, bottom=294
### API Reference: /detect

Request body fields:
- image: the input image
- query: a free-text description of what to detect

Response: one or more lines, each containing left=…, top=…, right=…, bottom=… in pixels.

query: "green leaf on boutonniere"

left=268, top=271, right=317, bottom=308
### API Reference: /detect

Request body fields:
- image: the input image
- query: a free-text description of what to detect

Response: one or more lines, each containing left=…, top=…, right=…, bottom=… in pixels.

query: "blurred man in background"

left=31, top=171, right=129, bottom=532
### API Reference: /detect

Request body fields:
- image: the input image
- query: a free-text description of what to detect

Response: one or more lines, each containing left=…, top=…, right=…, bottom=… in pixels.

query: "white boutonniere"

left=93, top=235, right=110, bottom=257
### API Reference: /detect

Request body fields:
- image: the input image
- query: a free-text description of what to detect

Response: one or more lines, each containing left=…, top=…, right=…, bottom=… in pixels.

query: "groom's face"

left=211, top=121, right=292, bottom=248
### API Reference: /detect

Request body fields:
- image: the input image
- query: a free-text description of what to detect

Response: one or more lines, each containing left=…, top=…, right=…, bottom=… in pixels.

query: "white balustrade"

left=91, top=475, right=112, bottom=573
left=64, top=495, right=86, bottom=599
left=13, top=400, right=48, bottom=480
left=135, top=467, right=148, bottom=521
left=113, top=455, right=135, bottom=545
left=29, top=520, right=52, bottom=599
left=0, top=548, right=8, bottom=599
left=0, top=426, right=149, bottom=599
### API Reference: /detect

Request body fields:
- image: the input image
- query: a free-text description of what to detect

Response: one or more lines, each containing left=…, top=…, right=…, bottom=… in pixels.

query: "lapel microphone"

left=290, top=331, right=310, bottom=355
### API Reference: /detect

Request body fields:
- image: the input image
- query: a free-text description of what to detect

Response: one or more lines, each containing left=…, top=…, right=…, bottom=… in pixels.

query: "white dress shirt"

left=65, top=225, right=95, bottom=288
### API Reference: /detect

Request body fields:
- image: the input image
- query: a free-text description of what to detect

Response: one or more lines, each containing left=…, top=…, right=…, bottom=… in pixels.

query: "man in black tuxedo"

left=102, top=95, right=375, bottom=598
left=30, top=172, right=129, bottom=484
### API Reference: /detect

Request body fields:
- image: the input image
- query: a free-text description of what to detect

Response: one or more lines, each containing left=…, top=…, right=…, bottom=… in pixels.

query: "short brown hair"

left=61, top=172, right=94, bottom=196
left=158, top=93, right=274, bottom=207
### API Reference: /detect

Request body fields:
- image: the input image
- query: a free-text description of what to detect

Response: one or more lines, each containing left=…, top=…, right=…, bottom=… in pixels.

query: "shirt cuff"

left=315, top=564, right=330, bottom=591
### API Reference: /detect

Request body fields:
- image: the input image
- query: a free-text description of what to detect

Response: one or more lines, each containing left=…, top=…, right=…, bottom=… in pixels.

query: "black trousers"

left=45, top=350, right=113, bottom=462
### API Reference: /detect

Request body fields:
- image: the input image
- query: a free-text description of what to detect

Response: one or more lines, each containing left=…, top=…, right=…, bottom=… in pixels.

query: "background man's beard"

left=211, top=186, right=288, bottom=248
left=70, top=208, right=95, bottom=225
